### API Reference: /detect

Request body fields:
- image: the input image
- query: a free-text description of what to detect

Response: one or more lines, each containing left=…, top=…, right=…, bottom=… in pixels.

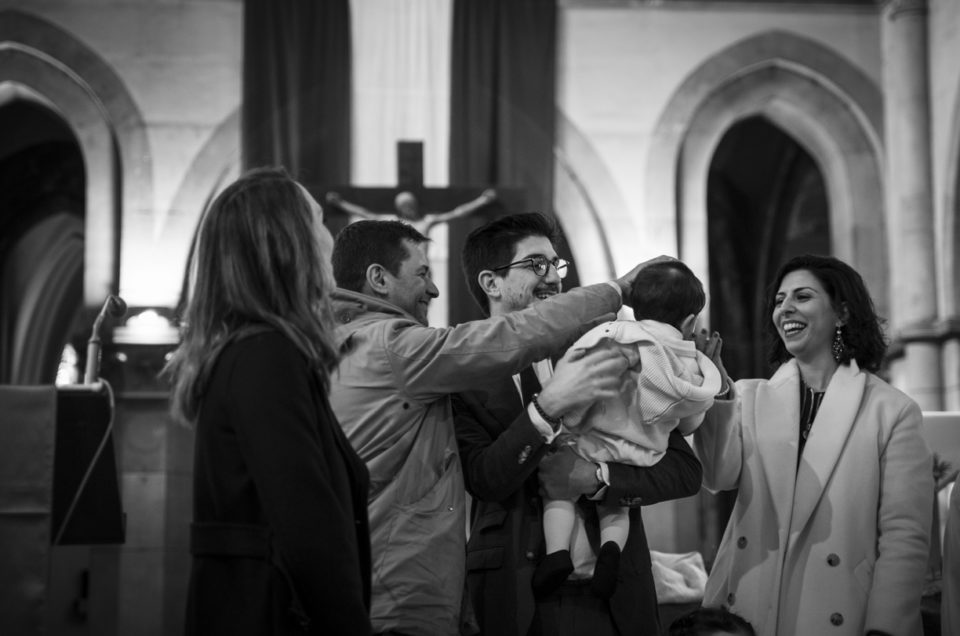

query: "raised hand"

left=613, top=255, right=676, bottom=295
left=695, top=329, right=732, bottom=395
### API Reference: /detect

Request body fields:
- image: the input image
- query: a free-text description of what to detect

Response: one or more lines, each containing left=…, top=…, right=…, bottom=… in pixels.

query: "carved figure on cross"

left=325, top=188, right=497, bottom=243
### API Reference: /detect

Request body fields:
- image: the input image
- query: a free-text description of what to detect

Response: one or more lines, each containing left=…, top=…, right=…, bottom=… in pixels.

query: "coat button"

left=827, top=553, right=840, bottom=566
left=830, top=613, right=843, bottom=626
left=726, top=592, right=735, bottom=605
left=737, top=536, right=747, bottom=549
left=525, top=551, right=536, bottom=560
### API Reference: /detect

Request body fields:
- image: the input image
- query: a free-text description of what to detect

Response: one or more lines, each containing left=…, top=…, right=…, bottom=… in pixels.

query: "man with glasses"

left=328, top=219, right=664, bottom=636
left=455, top=213, right=703, bottom=636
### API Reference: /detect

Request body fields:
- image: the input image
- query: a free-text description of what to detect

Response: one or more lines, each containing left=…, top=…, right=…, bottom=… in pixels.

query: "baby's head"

left=628, top=260, right=705, bottom=338
left=668, top=607, right=756, bottom=636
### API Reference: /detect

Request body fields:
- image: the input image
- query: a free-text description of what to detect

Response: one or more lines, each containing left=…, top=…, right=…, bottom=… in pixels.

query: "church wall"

left=0, top=0, right=243, bottom=308
left=558, top=1, right=881, bottom=275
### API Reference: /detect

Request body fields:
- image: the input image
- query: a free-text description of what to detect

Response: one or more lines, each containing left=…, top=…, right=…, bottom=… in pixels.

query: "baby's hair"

left=629, top=261, right=705, bottom=330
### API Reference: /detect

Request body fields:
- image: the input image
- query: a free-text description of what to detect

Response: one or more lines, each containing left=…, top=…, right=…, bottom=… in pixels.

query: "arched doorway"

left=707, top=116, right=830, bottom=384
left=0, top=97, right=85, bottom=385
left=646, top=31, right=887, bottom=317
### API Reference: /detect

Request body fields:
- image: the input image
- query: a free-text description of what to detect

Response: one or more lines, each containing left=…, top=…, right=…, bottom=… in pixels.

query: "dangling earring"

left=832, top=325, right=846, bottom=362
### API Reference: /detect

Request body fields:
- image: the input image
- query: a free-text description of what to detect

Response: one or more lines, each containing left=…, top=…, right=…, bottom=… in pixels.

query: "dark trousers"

left=529, top=580, right=618, bottom=636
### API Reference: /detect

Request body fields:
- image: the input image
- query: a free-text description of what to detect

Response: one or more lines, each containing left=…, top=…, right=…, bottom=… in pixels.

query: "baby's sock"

left=531, top=550, right=574, bottom=598
left=590, top=541, right=621, bottom=599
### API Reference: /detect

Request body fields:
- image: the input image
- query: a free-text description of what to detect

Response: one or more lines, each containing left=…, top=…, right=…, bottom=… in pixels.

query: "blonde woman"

left=167, top=168, right=371, bottom=635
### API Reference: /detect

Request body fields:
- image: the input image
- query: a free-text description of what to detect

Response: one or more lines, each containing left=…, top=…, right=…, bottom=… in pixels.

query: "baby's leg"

left=597, top=503, right=629, bottom=550
left=592, top=504, right=629, bottom=599
left=543, top=498, right=576, bottom=553
left=533, top=498, right=576, bottom=598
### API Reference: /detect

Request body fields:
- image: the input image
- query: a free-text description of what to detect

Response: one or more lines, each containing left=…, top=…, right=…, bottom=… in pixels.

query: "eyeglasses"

left=492, top=255, right=570, bottom=279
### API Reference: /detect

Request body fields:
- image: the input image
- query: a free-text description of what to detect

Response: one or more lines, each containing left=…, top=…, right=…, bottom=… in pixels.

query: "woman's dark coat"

left=185, top=331, right=371, bottom=635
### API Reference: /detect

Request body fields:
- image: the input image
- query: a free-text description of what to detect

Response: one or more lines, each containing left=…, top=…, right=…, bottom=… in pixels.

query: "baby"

left=534, top=260, right=722, bottom=598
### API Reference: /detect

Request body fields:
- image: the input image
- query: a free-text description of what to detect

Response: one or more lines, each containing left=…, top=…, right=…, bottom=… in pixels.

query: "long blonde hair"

left=166, top=167, right=338, bottom=424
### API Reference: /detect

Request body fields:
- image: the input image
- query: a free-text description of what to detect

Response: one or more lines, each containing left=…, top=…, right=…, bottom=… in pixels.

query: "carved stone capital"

left=884, top=0, right=927, bottom=19
left=885, top=316, right=960, bottom=361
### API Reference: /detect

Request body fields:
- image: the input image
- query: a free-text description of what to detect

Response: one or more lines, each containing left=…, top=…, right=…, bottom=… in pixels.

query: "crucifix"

left=313, top=141, right=525, bottom=326
left=324, top=187, right=497, bottom=256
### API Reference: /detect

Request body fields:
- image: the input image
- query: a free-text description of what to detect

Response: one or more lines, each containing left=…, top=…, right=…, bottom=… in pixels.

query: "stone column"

left=102, top=312, right=186, bottom=636
left=882, top=0, right=943, bottom=409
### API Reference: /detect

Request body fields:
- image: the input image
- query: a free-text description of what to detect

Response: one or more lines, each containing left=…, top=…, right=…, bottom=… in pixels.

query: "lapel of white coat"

left=790, top=360, right=864, bottom=535
left=755, top=361, right=802, bottom=533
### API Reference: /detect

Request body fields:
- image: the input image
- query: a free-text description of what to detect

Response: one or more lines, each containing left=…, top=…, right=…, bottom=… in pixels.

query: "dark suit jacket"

left=453, top=374, right=702, bottom=636
left=186, top=330, right=371, bottom=635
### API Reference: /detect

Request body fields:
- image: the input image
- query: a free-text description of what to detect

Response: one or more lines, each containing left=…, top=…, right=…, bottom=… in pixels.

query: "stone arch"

left=169, top=108, right=242, bottom=223
left=1, top=213, right=84, bottom=384
left=645, top=30, right=887, bottom=318
left=0, top=8, right=152, bottom=308
left=165, top=107, right=241, bottom=307
left=553, top=111, right=620, bottom=283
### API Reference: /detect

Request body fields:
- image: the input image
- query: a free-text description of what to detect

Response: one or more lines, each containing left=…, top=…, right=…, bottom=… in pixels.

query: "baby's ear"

left=680, top=314, right=698, bottom=339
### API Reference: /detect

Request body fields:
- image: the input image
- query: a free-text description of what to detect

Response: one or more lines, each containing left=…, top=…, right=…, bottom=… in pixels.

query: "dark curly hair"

left=765, top=254, right=887, bottom=372
left=629, top=260, right=705, bottom=330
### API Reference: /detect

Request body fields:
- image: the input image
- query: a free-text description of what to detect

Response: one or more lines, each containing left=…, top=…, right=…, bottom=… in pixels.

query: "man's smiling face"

left=383, top=238, right=439, bottom=325
left=496, top=235, right=563, bottom=313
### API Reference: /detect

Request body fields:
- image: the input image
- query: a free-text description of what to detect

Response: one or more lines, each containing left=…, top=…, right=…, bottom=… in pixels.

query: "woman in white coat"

left=695, top=254, right=932, bottom=636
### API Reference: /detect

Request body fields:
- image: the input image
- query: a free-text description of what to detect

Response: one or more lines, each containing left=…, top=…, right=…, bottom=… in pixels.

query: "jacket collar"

left=331, top=288, right=417, bottom=325
left=755, top=359, right=865, bottom=534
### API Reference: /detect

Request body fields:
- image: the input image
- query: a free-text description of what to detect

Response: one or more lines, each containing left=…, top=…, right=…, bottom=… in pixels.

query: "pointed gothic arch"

left=0, top=8, right=151, bottom=308
left=644, top=30, right=887, bottom=318
left=1, top=213, right=84, bottom=384
left=553, top=112, right=621, bottom=284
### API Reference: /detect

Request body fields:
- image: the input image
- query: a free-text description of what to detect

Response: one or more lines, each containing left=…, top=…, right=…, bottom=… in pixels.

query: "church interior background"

left=1, top=0, right=959, bottom=633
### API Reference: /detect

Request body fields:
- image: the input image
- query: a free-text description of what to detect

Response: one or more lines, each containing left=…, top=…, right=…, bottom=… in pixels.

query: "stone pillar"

left=940, top=319, right=960, bottom=409
left=882, top=0, right=943, bottom=409
left=100, top=311, right=188, bottom=636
